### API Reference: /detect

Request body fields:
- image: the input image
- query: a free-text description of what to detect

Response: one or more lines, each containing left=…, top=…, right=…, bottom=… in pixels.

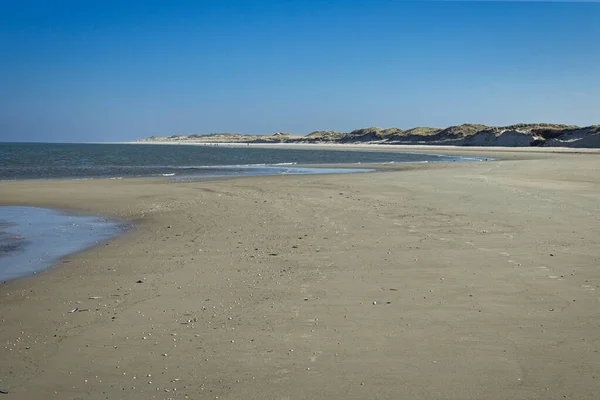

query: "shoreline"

left=0, top=152, right=487, bottom=282
left=0, top=148, right=491, bottom=283
left=1, top=150, right=600, bottom=399
left=125, top=140, right=600, bottom=154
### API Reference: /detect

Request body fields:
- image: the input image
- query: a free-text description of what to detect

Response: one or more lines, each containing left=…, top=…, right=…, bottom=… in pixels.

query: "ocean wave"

left=170, top=162, right=299, bottom=169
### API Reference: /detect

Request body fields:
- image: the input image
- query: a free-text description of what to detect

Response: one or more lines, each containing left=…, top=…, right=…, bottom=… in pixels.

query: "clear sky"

left=1, top=0, right=599, bottom=142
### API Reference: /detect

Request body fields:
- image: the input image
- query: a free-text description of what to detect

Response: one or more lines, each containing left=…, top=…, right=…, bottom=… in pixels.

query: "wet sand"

left=1, top=148, right=599, bottom=399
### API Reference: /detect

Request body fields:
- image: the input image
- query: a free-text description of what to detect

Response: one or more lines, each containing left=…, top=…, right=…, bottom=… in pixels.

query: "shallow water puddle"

left=0, top=206, right=124, bottom=281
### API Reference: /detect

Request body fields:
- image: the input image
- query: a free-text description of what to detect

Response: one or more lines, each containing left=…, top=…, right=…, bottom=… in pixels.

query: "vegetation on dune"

left=140, top=123, right=600, bottom=148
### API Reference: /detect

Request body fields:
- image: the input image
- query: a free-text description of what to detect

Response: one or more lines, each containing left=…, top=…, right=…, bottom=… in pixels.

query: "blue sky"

left=1, top=0, right=599, bottom=142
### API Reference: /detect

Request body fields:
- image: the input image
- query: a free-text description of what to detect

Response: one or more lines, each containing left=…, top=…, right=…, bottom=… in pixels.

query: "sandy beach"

left=1, top=148, right=599, bottom=399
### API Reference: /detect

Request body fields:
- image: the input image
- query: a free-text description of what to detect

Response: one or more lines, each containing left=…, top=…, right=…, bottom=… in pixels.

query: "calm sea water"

left=0, top=142, right=485, bottom=180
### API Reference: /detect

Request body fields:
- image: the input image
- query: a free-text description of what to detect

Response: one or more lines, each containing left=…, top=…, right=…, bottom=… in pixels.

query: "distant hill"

left=139, top=123, right=600, bottom=148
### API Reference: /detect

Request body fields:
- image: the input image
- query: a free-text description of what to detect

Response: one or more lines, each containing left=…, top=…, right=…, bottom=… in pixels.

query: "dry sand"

left=1, top=148, right=599, bottom=399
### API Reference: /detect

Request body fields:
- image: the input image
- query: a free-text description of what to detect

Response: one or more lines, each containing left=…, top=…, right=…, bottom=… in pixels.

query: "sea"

left=0, top=142, right=490, bottom=281
left=0, top=142, right=486, bottom=181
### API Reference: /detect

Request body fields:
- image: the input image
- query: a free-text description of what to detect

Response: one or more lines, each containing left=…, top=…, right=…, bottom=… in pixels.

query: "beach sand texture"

left=1, top=149, right=599, bottom=399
